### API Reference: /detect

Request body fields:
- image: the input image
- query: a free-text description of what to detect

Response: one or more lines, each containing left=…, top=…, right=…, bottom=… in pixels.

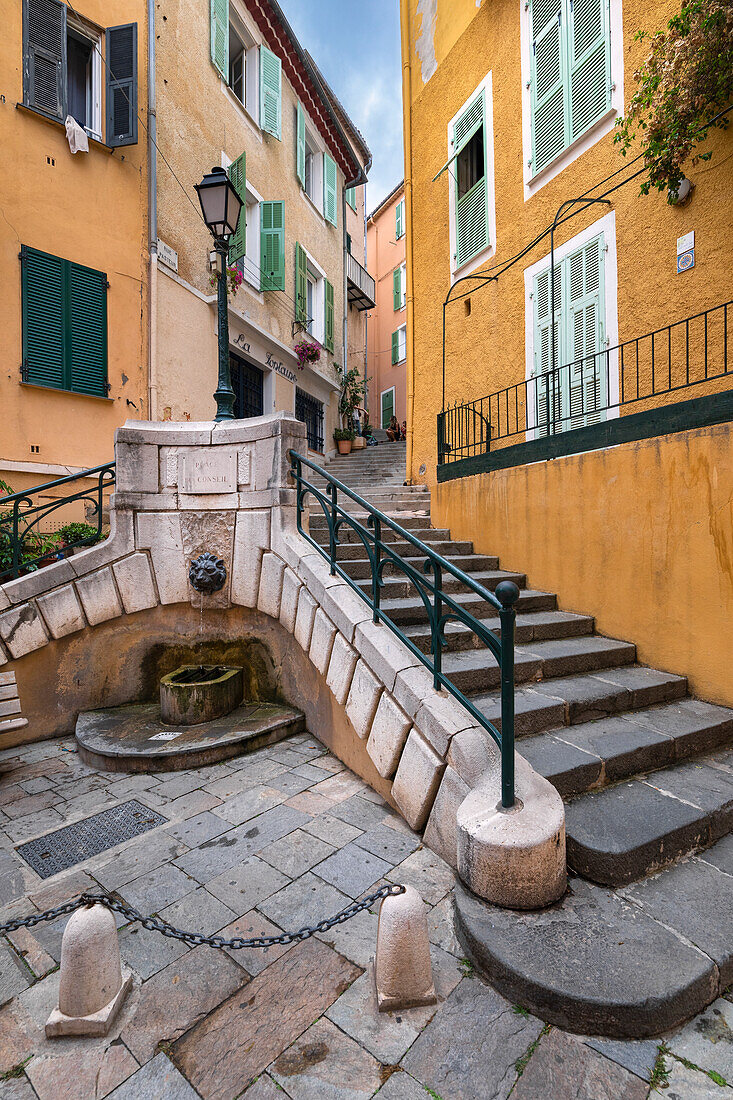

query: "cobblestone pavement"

left=0, top=734, right=730, bottom=1099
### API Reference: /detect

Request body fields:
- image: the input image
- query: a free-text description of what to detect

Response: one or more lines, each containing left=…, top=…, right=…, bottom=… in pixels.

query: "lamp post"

left=195, top=166, right=244, bottom=421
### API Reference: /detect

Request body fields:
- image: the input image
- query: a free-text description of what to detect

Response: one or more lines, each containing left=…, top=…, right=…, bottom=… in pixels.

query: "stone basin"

left=160, top=664, right=243, bottom=726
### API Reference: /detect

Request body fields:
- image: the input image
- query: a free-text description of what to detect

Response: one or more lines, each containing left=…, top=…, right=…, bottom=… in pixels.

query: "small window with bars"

left=295, top=388, right=324, bottom=452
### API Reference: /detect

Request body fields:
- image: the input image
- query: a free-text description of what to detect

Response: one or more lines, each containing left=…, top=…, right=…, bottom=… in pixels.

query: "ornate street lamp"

left=195, top=166, right=244, bottom=421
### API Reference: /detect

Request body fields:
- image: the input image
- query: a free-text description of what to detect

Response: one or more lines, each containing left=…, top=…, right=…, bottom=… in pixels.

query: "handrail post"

left=432, top=559, right=443, bottom=691
left=328, top=484, right=338, bottom=576
left=371, top=514, right=381, bottom=623
left=495, top=580, right=520, bottom=809
left=11, top=499, right=21, bottom=581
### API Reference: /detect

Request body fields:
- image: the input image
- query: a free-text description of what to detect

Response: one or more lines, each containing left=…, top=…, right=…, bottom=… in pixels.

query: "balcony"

left=347, top=253, right=376, bottom=310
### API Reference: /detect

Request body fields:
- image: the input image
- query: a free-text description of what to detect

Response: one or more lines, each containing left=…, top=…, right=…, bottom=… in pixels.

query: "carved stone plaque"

left=179, top=449, right=236, bottom=494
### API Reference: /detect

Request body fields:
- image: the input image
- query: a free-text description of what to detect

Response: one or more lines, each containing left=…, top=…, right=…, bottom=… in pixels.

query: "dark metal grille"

left=16, top=800, right=167, bottom=879
left=296, top=387, right=324, bottom=452
left=231, top=354, right=264, bottom=420
left=438, top=300, right=733, bottom=463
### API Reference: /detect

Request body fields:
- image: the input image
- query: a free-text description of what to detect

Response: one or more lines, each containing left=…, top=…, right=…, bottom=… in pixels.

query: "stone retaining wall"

left=0, top=414, right=565, bottom=908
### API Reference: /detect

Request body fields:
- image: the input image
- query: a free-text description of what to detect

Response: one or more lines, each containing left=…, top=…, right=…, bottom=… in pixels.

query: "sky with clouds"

left=279, top=0, right=404, bottom=212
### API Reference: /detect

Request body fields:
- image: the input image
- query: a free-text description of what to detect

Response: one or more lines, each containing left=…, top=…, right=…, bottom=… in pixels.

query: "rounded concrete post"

left=375, top=884, right=436, bottom=1012
left=46, top=904, right=132, bottom=1037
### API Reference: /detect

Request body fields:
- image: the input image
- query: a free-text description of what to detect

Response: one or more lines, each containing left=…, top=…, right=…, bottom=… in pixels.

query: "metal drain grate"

left=16, top=800, right=167, bottom=879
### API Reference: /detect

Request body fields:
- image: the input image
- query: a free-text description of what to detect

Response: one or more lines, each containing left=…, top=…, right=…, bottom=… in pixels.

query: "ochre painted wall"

left=434, top=424, right=733, bottom=707
left=402, top=0, right=733, bottom=487
left=0, top=0, right=148, bottom=487
left=367, top=185, right=407, bottom=427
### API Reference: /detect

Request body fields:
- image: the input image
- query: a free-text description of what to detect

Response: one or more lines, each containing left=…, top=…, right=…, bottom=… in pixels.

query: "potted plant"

left=294, top=340, right=321, bottom=370
left=334, top=427, right=355, bottom=455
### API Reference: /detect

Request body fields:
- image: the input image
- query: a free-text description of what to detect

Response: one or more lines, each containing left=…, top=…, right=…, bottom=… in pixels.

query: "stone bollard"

left=46, top=904, right=132, bottom=1037
left=375, top=884, right=436, bottom=1012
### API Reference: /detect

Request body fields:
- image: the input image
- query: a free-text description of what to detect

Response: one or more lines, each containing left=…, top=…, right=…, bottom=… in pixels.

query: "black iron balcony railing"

left=290, top=450, right=520, bottom=808
left=0, top=463, right=116, bottom=583
left=438, top=300, right=732, bottom=464
left=346, top=253, right=376, bottom=311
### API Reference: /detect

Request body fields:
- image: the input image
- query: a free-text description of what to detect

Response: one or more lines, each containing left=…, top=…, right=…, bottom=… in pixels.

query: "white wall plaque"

left=180, top=450, right=236, bottom=494
left=677, top=231, right=694, bottom=256
left=157, top=238, right=179, bottom=273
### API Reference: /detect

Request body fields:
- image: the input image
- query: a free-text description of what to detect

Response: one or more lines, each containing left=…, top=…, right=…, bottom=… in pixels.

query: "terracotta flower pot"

left=352, top=436, right=366, bottom=450
left=336, top=439, right=352, bottom=455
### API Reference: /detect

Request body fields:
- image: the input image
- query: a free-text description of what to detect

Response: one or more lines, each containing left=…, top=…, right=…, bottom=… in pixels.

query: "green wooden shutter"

left=23, top=0, right=66, bottom=119
left=395, top=200, right=403, bottom=239
left=567, top=234, right=605, bottom=427
left=345, top=187, right=357, bottom=212
left=533, top=264, right=563, bottom=436
left=393, top=267, right=401, bottom=311
left=21, top=247, right=107, bottom=397
left=69, top=261, right=108, bottom=396
left=323, top=154, right=338, bottom=227
left=325, top=279, right=334, bottom=353
left=260, top=45, right=281, bottom=139
left=295, top=243, right=308, bottom=325
left=296, top=102, right=306, bottom=187
left=260, top=201, right=285, bottom=291
left=106, top=23, right=138, bottom=147
left=210, top=0, right=228, bottom=79
left=391, top=331, right=399, bottom=366
left=530, top=0, right=566, bottom=173
left=569, top=0, right=610, bottom=141
left=454, top=91, right=489, bottom=266
left=21, top=246, right=65, bottom=389
left=381, top=389, right=394, bottom=427
left=227, top=152, right=247, bottom=264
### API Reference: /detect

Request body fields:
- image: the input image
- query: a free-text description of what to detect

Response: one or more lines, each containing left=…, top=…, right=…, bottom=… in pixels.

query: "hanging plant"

left=294, top=340, right=321, bottom=370
left=209, top=266, right=244, bottom=296
left=614, top=0, right=733, bottom=195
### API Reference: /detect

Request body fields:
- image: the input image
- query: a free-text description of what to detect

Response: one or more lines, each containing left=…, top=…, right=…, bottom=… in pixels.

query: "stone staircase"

left=309, top=442, right=733, bottom=1037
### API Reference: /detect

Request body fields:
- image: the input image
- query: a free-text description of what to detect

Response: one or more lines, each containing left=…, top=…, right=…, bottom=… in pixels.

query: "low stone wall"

left=0, top=414, right=565, bottom=908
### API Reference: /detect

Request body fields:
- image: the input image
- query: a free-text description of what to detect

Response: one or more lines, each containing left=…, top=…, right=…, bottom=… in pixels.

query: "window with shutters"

left=222, top=151, right=262, bottom=292
left=260, top=201, right=285, bottom=292
left=381, top=387, right=395, bottom=428
left=20, top=246, right=108, bottom=399
left=522, top=0, right=621, bottom=194
left=346, top=187, right=357, bottom=212
left=391, top=325, right=407, bottom=365
left=395, top=199, right=405, bottom=240
left=22, top=0, right=136, bottom=145
left=295, top=243, right=329, bottom=348
left=446, top=73, right=496, bottom=278
left=524, top=214, right=619, bottom=437
left=393, top=264, right=406, bottom=311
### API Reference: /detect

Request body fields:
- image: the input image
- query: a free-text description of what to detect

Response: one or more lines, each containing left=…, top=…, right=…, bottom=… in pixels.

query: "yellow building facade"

left=0, top=0, right=149, bottom=499
left=400, top=0, right=733, bottom=703
left=152, top=0, right=369, bottom=458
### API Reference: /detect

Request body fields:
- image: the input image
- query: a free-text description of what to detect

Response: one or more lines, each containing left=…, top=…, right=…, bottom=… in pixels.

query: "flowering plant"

left=614, top=0, right=733, bottom=194
left=209, top=266, right=244, bottom=296
left=294, top=340, right=321, bottom=370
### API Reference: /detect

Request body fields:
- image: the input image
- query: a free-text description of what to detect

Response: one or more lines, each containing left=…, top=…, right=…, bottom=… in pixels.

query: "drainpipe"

left=342, top=188, right=348, bottom=427
left=363, top=188, right=369, bottom=412
left=147, top=0, right=158, bottom=421
left=399, top=0, right=415, bottom=483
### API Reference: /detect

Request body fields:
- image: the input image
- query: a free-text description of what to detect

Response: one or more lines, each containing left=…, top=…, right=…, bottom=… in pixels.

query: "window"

left=531, top=233, right=606, bottom=435
left=452, top=90, right=489, bottom=268
left=22, top=0, right=136, bottom=144
left=525, top=0, right=617, bottom=187
left=346, top=187, right=357, bottom=212
left=306, top=275, right=315, bottom=336
left=296, top=388, right=324, bottom=451
left=231, top=353, right=264, bottom=419
left=20, top=245, right=108, bottom=398
left=227, top=150, right=246, bottom=265
left=295, top=244, right=334, bottom=352
left=210, top=1, right=281, bottom=138
left=228, top=24, right=245, bottom=104
left=391, top=325, right=407, bottom=365
left=296, top=101, right=337, bottom=226
left=393, top=263, right=406, bottom=311
left=395, top=199, right=405, bottom=240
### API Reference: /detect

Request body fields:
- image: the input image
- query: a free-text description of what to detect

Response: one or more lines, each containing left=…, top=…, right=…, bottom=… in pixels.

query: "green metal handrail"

left=289, top=450, right=520, bottom=807
left=0, top=462, right=116, bottom=583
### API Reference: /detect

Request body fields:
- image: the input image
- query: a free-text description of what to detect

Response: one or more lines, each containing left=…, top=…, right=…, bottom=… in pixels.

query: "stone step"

left=471, top=666, right=688, bottom=737
left=442, top=637, right=636, bottom=695
left=317, top=538, right=476, bottom=561
left=337, top=553, right=500, bottom=581
left=381, top=587, right=558, bottom=626
left=309, top=513, right=434, bottom=534
left=454, top=836, right=733, bottom=1038
left=355, top=569, right=527, bottom=600
left=565, top=749, right=733, bottom=886
left=519, top=698, right=733, bottom=798
left=402, top=609, right=594, bottom=653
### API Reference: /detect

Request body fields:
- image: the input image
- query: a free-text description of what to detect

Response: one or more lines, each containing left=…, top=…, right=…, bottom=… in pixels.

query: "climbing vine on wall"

left=614, top=0, right=733, bottom=194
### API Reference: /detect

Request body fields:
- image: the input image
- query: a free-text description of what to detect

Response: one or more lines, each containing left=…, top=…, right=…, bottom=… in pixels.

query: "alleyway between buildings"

left=1, top=733, right=731, bottom=1100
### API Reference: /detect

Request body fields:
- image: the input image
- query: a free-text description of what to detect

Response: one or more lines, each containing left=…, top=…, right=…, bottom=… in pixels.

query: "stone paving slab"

left=270, top=1016, right=384, bottom=1098
left=259, top=826, right=335, bottom=877
left=511, top=1029, right=648, bottom=1100
left=106, top=1053, right=200, bottom=1100
left=219, top=909, right=294, bottom=976
left=258, top=870, right=350, bottom=930
left=172, top=938, right=360, bottom=1100
left=663, top=1058, right=731, bottom=1097
left=119, top=920, right=190, bottom=980
left=667, top=997, right=733, bottom=1086
left=314, top=842, right=393, bottom=898
left=205, top=854, right=290, bottom=913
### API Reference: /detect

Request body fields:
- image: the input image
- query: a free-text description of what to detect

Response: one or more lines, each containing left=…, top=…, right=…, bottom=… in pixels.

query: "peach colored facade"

left=367, top=182, right=407, bottom=429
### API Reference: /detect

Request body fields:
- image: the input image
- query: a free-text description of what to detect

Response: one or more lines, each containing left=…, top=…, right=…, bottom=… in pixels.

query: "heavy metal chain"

left=0, top=883, right=405, bottom=950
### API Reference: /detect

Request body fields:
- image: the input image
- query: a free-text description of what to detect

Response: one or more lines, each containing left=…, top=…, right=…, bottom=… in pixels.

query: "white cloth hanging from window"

left=65, top=116, right=89, bottom=155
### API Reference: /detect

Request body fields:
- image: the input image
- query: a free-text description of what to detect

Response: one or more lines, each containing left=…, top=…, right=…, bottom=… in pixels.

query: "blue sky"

left=279, top=0, right=404, bottom=212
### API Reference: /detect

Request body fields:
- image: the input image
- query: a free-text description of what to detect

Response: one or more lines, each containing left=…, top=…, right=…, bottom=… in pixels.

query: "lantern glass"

left=195, top=167, right=243, bottom=239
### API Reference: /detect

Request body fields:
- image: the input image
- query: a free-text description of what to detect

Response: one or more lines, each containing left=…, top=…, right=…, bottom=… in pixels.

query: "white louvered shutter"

left=567, top=235, right=605, bottom=428
left=453, top=90, right=489, bottom=267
